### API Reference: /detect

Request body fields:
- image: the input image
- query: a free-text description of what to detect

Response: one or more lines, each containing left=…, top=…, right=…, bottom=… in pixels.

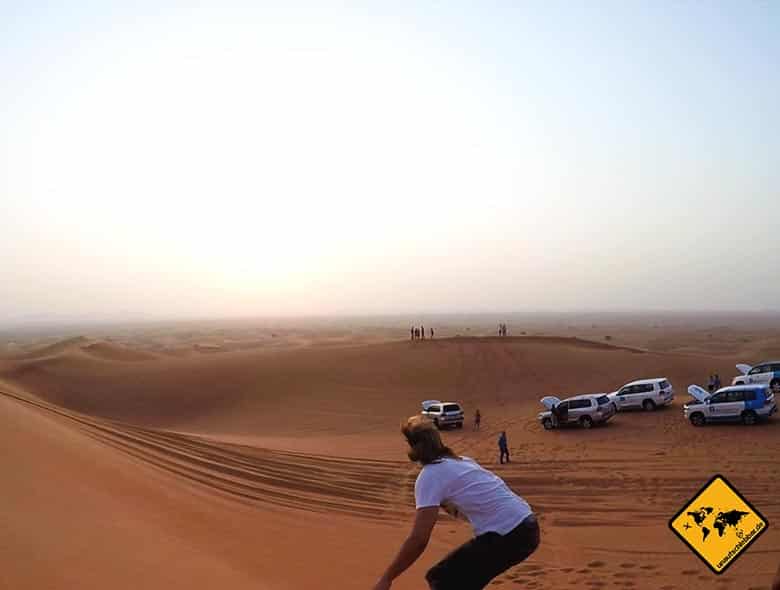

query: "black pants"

left=499, top=448, right=509, bottom=463
left=425, top=514, right=540, bottom=590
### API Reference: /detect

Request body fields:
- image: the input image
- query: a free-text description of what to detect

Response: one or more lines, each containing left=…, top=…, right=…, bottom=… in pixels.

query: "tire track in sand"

left=0, top=387, right=412, bottom=523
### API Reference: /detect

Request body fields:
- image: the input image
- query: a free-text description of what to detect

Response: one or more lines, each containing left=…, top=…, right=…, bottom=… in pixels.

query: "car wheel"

left=580, top=416, right=594, bottom=429
left=642, top=399, right=656, bottom=411
left=690, top=412, right=705, bottom=427
left=433, top=419, right=440, bottom=429
left=456, top=422, right=463, bottom=429
left=742, top=410, right=758, bottom=426
left=542, top=418, right=554, bottom=430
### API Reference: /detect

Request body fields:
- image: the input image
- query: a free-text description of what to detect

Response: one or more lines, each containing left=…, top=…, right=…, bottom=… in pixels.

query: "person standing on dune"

left=473, top=409, right=481, bottom=431
left=373, top=416, right=539, bottom=590
left=498, top=431, right=509, bottom=464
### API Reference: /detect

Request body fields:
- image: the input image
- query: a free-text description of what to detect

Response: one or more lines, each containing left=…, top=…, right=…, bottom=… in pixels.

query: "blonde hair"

left=401, top=415, right=459, bottom=465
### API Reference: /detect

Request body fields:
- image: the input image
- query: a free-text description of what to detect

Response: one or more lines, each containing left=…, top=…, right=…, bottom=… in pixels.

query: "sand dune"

left=9, top=335, right=157, bottom=362
left=12, top=334, right=94, bottom=358
left=2, top=334, right=779, bottom=589
left=81, top=341, right=158, bottom=362
left=0, top=336, right=721, bottom=436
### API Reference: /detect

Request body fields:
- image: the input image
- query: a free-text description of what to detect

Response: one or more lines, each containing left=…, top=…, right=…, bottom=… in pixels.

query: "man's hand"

left=372, top=576, right=391, bottom=590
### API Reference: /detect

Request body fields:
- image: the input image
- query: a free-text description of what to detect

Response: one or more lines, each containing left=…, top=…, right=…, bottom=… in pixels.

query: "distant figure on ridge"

left=498, top=431, right=510, bottom=464
left=411, top=326, right=415, bottom=341
left=421, top=325, right=425, bottom=340
left=430, top=327, right=434, bottom=339
left=372, top=416, right=539, bottom=590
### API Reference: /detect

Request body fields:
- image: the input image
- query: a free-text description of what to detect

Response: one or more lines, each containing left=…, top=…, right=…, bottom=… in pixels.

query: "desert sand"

left=2, top=315, right=780, bottom=589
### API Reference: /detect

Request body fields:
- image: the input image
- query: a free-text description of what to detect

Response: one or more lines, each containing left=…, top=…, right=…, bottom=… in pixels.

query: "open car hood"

left=687, top=385, right=710, bottom=403
left=736, top=364, right=752, bottom=376
left=540, top=396, right=561, bottom=410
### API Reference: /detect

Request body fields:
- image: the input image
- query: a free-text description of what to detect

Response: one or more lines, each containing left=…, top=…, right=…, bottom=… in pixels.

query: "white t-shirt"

left=414, top=456, right=532, bottom=536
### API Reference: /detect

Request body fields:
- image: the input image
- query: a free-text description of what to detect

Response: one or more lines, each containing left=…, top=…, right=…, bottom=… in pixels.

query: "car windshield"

left=596, top=395, right=610, bottom=405
left=443, top=404, right=461, bottom=412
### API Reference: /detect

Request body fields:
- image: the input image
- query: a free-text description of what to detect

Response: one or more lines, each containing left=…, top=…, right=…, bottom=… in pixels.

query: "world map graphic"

left=684, top=507, right=750, bottom=542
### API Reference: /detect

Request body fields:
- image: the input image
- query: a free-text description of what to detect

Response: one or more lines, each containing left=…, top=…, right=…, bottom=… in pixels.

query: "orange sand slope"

left=1, top=335, right=779, bottom=589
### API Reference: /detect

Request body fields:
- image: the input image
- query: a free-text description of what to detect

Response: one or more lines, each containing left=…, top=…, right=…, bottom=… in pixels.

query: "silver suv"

left=538, top=394, right=617, bottom=430
left=421, top=400, right=464, bottom=429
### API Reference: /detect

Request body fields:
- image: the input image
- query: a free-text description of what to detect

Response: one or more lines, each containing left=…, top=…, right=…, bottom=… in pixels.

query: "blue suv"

left=684, top=384, right=777, bottom=426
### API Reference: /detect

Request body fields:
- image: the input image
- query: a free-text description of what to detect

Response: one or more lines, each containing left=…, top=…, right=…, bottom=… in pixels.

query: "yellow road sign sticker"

left=669, top=474, right=768, bottom=574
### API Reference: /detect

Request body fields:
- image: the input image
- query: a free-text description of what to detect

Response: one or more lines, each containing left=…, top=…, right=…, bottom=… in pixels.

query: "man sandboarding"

left=373, top=415, right=539, bottom=590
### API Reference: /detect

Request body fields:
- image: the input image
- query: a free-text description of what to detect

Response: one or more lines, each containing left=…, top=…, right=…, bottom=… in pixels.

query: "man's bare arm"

left=373, top=507, right=438, bottom=589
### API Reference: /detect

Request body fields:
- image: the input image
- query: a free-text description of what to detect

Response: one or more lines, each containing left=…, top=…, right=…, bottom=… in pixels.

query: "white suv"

left=608, top=378, right=674, bottom=411
left=731, top=361, right=780, bottom=391
left=421, top=400, right=464, bottom=429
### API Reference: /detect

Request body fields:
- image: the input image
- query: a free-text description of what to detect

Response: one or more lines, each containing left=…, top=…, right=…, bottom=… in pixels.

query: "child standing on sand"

left=373, top=416, right=539, bottom=590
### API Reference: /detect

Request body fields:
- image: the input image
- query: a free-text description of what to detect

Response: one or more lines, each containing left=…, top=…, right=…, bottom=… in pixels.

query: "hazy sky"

left=2, top=1, right=779, bottom=321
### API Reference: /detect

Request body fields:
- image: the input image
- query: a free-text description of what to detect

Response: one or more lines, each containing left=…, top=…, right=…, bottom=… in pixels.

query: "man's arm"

left=373, top=507, right=438, bottom=590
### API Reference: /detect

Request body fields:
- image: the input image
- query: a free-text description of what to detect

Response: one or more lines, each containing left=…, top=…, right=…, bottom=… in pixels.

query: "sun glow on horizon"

left=2, top=2, right=779, bottom=320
